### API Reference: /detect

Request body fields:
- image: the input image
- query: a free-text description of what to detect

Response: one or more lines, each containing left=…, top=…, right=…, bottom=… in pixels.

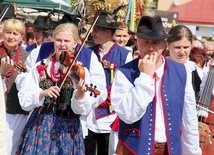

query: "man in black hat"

left=24, top=15, right=51, bottom=69
left=84, top=11, right=132, bottom=155
left=110, top=16, right=202, bottom=155
left=25, top=15, right=49, bottom=53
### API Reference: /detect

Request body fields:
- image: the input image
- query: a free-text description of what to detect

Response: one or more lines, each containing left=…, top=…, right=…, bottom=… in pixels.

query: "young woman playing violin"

left=0, top=18, right=29, bottom=155
left=16, top=23, right=105, bottom=155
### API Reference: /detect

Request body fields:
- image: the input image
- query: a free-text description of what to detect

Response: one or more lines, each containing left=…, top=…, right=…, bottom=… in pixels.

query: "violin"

left=57, top=13, right=100, bottom=97
left=59, top=50, right=100, bottom=97
left=0, top=49, right=27, bottom=73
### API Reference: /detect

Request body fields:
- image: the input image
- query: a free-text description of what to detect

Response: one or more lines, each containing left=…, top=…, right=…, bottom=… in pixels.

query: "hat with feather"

left=93, top=11, right=118, bottom=29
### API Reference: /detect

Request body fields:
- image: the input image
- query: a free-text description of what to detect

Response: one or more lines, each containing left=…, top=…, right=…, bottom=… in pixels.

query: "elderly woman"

left=16, top=23, right=104, bottom=154
left=0, top=18, right=29, bottom=155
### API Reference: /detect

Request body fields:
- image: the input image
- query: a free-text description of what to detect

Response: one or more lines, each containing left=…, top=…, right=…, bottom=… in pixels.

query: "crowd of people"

left=0, top=3, right=214, bottom=155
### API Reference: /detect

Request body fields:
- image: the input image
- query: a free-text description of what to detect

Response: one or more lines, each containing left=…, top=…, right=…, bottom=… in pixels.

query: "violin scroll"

left=88, top=83, right=100, bottom=97
left=68, top=65, right=100, bottom=97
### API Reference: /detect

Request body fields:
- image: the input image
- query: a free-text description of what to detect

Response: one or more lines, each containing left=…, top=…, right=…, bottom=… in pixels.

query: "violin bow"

left=59, top=12, right=100, bottom=89
left=196, top=101, right=214, bottom=114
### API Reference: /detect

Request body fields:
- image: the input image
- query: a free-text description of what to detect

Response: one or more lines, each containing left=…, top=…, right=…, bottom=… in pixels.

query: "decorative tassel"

left=102, top=60, right=117, bottom=84
left=110, top=63, right=116, bottom=83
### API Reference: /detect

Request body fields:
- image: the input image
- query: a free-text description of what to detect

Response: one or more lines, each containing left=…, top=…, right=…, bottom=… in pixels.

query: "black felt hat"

left=136, top=16, right=170, bottom=40
left=59, top=13, right=80, bottom=26
left=57, top=13, right=86, bottom=34
left=25, top=15, right=49, bottom=30
left=93, top=11, right=118, bottom=29
left=0, top=4, right=16, bottom=19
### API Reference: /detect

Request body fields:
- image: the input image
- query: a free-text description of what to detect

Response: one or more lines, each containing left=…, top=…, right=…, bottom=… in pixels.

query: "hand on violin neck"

left=75, top=78, right=87, bottom=100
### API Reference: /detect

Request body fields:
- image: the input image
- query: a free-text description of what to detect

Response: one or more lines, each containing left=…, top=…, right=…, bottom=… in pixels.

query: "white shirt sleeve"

left=181, top=66, right=202, bottom=155
left=88, top=52, right=107, bottom=107
left=111, top=70, right=155, bottom=124
left=71, top=67, right=92, bottom=116
left=1, top=77, right=7, bottom=93
left=25, top=46, right=41, bottom=70
left=16, top=47, right=42, bottom=91
left=125, top=52, right=133, bottom=63
left=15, top=71, right=29, bottom=91
left=18, top=62, right=45, bottom=111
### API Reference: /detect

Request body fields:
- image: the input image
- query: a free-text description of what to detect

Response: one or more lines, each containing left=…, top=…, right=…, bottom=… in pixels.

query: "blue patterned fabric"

left=16, top=65, right=85, bottom=155
left=16, top=110, right=85, bottom=155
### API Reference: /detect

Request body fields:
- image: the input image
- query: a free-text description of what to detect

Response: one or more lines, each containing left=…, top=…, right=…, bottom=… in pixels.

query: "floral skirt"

left=16, top=109, right=85, bottom=155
